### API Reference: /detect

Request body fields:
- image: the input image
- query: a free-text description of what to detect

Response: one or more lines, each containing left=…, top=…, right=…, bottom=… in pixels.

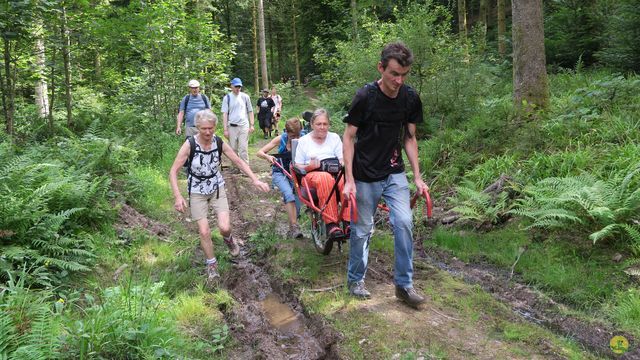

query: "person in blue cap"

left=221, top=78, right=255, bottom=164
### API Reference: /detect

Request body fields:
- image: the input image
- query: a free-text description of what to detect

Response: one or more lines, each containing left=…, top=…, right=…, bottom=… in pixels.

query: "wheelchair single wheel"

left=309, top=210, right=333, bottom=255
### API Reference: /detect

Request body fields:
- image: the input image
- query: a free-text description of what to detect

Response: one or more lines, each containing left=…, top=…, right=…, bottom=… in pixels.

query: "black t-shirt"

left=257, top=97, right=275, bottom=118
left=344, top=81, right=423, bottom=182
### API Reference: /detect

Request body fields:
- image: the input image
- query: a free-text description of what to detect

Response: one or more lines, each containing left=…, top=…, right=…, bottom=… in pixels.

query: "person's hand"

left=249, top=125, right=255, bottom=133
left=223, top=129, right=229, bottom=139
left=415, top=178, right=429, bottom=197
left=254, top=180, right=270, bottom=192
left=342, top=180, right=356, bottom=204
left=309, top=157, right=320, bottom=171
left=266, top=155, right=276, bottom=164
left=174, top=196, right=188, bottom=213
left=175, top=127, right=182, bottom=136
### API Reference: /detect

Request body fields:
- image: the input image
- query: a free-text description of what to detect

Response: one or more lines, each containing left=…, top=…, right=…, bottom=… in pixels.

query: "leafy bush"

left=450, top=182, right=511, bottom=228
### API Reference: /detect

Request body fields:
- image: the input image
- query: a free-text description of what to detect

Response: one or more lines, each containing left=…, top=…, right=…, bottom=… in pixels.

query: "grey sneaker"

left=224, top=237, right=240, bottom=257
left=288, top=224, right=303, bottom=239
left=395, top=286, right=425, bottom=309
left=206, top=263, right=220, bottom=280
left=348, top=281, right=371, bottom=299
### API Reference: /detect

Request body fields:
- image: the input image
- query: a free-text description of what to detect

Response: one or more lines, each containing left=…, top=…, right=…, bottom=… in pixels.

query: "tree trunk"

left=61, top=6, right=73, bottom=128
left=35, top=23, right=50, bottom=119
left=512, top=0, right=549, bottom=112
left=2, top=39, right=15, bottom=136
left=350, top=0, right=358, bottom=42
left=497, top=0, right=506, bottom=57
left=479, top=0, right=488, bottom=38
left=48, top=46, right=56, bottom=132
left=252, top=0, right=259, bottom=96
left=94, top=49, right=101, bottom=81
left=268, top=16, right=274, bottom=84
left=257, top=0, right=269, bottom=90
left=291, top=0, right=301, bottom=86
left=458, top=0, right=467, bottom=40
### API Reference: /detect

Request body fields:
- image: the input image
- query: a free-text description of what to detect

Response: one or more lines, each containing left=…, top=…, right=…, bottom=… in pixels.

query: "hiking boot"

left=326, top=223, right=343, bottom=239
left=206, top=263, right=220, bottom=281
left=395, top=286, right=426, bottom=309
left=224, top=236, right=240, bottom=257
left=349, top=281, right=371, bottom=299
left=288, top=224, right=303, bottom=239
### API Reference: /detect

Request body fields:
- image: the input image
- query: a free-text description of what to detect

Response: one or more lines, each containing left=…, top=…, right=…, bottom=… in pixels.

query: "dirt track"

left=166, top=140, right=636, bottom=359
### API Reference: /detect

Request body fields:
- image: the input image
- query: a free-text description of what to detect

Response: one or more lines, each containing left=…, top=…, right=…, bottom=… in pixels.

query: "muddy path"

left=215, top=161, right=340, bottom=359
left=196, top=140, right=633, bottom=359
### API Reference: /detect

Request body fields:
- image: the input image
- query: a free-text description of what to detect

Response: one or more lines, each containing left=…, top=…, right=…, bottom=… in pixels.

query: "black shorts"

left=258, top=112, right=273, bottom=128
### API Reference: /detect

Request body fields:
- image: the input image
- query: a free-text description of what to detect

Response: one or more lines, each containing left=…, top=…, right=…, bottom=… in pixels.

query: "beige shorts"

left=189, top=187, right=229, bottom=220
left=185, top=126, right=198, bottom=137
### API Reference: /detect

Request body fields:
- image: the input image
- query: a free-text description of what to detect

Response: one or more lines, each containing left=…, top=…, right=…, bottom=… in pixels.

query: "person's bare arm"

left=223, top=142, right=269, bottom=192
left=404, top=123, right=429, bottom=195
left=257, top=136, right=282, bottom=164
left=176, top=111, right=184, bottom=135
left=169, top=141, right=190, bottom=212
left=342, top=124, right=358, bottom=200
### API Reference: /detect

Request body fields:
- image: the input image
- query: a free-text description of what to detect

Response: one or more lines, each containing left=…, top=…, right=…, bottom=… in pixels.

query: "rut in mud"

left=213, top=168, right=340, bottom=359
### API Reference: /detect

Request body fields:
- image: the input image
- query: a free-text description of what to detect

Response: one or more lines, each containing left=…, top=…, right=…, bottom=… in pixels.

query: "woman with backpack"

left=169, top=109, right=270, bottom=281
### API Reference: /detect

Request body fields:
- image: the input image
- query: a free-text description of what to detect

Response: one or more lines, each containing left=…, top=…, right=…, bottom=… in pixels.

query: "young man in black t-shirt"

left=342, top=42, right=430, bottom=309
left=257, top=89, right=276, bottom=139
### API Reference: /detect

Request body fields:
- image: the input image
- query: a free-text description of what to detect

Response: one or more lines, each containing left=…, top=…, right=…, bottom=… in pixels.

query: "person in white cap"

left=221, top=77, right=254, bottom=163
left=176, top=79, right=211, bottom=137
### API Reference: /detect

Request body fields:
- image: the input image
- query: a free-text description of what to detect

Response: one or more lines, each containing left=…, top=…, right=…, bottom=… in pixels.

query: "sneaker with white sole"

left=206, top=263, right=220, bottom=280
left=348, top=281, right=371, bottom=299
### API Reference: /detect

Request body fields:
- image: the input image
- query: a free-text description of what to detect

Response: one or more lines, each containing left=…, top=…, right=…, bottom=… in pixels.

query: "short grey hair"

left=311, top=108, right=329, bottom=125
left=195, top=109, right=218, bottom=127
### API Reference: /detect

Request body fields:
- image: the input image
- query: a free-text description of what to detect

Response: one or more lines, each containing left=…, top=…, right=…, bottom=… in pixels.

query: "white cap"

left=188, top=79, right=200, bottom=88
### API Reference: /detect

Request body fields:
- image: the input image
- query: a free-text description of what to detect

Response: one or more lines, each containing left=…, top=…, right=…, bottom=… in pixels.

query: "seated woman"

left=257, top=117, right=305, bottom=239
left=294, top=108, right=350, bottom=238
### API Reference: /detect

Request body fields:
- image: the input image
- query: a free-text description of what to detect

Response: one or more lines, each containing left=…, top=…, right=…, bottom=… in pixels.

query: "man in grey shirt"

left=221, top=77, right=255, bottom=163
left=176, top=79, right=211, bottom=137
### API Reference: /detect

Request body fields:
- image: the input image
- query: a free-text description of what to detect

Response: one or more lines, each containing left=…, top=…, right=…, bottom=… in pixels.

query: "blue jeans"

left=347, top=173, right=414, bottom=288
left=272, top=170, right=300, bottom=214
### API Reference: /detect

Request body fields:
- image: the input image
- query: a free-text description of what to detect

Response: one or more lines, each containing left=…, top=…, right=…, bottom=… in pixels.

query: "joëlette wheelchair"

left=272, top=139, right=433, bottom=255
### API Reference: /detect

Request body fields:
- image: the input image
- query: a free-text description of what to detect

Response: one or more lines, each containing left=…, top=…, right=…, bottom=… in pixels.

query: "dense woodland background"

left=1, top=0, right=640, bottom=358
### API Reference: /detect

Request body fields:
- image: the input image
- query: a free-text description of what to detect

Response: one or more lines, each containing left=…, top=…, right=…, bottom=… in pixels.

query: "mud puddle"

left=214, top=169, right=339, bottom=359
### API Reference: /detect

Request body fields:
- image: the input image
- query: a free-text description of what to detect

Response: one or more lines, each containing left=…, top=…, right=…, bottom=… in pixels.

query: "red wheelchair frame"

left=271, top=148, right=433, bottom=255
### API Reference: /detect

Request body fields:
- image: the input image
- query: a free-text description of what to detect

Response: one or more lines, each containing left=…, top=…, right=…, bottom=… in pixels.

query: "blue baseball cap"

left=230, top=78, right=243, bottom=87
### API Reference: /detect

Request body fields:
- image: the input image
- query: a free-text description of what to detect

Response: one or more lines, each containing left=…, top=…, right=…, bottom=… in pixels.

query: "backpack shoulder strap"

left=183, top=94, right=190, bottom=111
left=215, top=135, right=223, bottom=165
left=364, top=82, right=378, bottom=122
left=186, top=135, right=196, bottom=172
left=202, top=94, right=210, bottom=109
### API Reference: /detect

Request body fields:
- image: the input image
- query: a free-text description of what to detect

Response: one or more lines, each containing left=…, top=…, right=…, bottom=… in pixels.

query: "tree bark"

left=3, top=38, right=15, bottom=136
left=268, top=16, right=275, bottom=84
left=257, top=0, right=269, bottom=90
left=497, top=0, right=506, bottom=57
left=48, top=46, right=56, bottom=132
left=479, top=0, right=488, bottom=38
left=458, top=0, right=467, bottom=40
left=252, top=0, right=259, bottom=96
left=350, top=0, right=358, bottom=42
left=512, top=0, right=549, bottom=112
left=35, top=22, right=50, bottom=119
left=61, top=6, right=73, bottom=128
left=291, top=0, right=301, bottom=86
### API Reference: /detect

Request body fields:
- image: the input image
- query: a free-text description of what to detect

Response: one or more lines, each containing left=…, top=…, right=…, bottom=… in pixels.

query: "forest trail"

left=178, top=138, right=624, bottom=359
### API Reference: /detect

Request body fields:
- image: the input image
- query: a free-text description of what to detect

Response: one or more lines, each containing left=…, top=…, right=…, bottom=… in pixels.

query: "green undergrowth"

left=427, top=226, right=639, bottom=337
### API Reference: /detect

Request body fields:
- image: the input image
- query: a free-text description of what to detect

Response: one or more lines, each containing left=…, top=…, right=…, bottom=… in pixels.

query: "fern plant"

left=450, top=182, right=511, bottom=228
left=510, top=163, right=640, bottom=253
left=0, top=269, right=62, bottom=360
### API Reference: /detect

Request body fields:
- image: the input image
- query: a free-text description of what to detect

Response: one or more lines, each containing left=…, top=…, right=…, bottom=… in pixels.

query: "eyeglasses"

left=189, top=87, right=199, bottom=89
left=233, top=85, right=242, bottom=88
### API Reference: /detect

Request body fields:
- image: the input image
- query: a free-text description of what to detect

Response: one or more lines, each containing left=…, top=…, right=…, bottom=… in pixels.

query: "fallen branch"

left=432, top=308, right=461, bottom=322
left=509, top=246, right=526, bottom=282
left=305, top=284, right=342, bottom=292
